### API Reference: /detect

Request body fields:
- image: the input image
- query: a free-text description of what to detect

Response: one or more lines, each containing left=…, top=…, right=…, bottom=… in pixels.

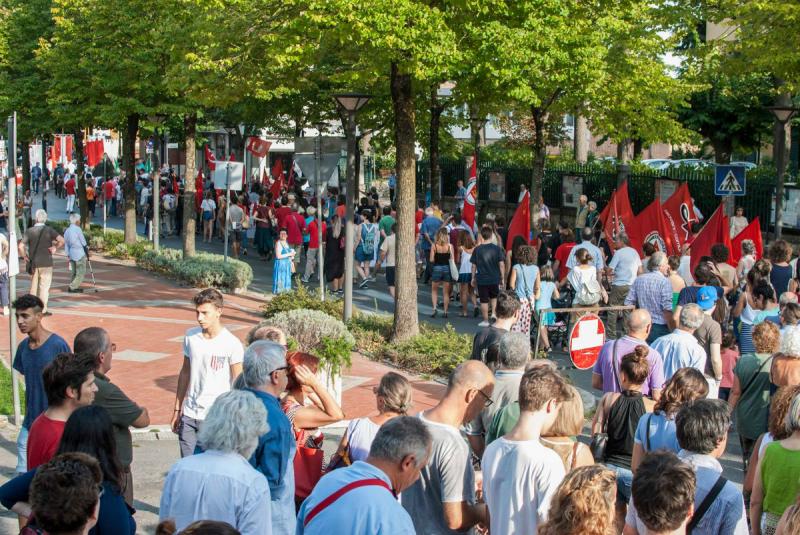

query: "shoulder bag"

left=448, top=245, right=459, bottom=280
left=292, top=427, right=324, bottom=500
left=326, top=419, right=361, bottom=472
left=686, top=474, right=727, bottom=533
left=589, top=340, right=621, bottom=461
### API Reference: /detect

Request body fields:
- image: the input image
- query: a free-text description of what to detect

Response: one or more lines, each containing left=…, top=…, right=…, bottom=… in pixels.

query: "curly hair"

left=753, top=321, right=781, bottom=353
left=769, top=386, right=800, bottom=439
left=516, top=245, right=536, bottom=266
left=654, top=367, right=708, bottom=417
left=769, top=239, right=793, bottom=263
left=537, top=465, right=617, bottom=535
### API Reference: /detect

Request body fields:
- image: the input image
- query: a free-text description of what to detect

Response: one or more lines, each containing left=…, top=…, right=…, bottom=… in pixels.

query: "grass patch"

left=0, top=364, right=25, bottom=417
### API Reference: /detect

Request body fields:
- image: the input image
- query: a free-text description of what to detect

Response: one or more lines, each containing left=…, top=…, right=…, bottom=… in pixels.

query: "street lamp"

left=469, top=113, right=487, bottom=200
left=333, top=93, right=371, bottom=322
left=768, top=104, right=800, bottom=240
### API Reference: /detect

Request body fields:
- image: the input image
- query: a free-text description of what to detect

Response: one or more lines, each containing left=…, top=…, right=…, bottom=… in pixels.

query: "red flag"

left=730, top=217, right=763, bottom=265
left=598, top=181, right=638, bottom=249
left=246, top=137, right=271, bottom=158
left=65, top=135, right=73, bottom=163
left=86, top=139, right=103, bottom=167
left=690, top=204, right=732, bottom=273
left=462, top=155, right=478, bottom=231
left=506, top=191, right=531, bottom=250
left=635, top=200, right=674, bottom=256
left=287, top=160, right=296, bottom=189
left=270, top=159, right=284, bottom=198
left=229, top=152, right=235, bottom=161
left=204, top=145, right=217, bottom=171
left=662, top=183, right=697, bottom=251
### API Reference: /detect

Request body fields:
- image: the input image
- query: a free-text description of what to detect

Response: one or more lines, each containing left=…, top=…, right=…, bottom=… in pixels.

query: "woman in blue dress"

left=273, top=227, right=295, bottom=294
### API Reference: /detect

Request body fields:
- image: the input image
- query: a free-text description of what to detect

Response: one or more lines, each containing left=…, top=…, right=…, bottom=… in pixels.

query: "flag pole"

left=7, top=112, right=21, bottom=426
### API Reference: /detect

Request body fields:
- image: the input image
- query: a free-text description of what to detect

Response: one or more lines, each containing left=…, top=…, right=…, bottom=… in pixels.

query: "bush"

left=349, top=315, right=471, bottom=377
left=136, top=249, right=253, bottom=290
left=257, top=309, right=355, bottom=378
left=262, top=285, right=349, bottom=319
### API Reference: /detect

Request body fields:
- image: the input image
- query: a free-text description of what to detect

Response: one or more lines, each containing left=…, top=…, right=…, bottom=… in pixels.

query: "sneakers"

left=478, top=321, right=490, bottom=327
left=358, top=279, right=369, bottom=289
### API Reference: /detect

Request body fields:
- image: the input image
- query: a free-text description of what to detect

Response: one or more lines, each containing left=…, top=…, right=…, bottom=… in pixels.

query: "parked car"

left=671, top=158, right=712, bottom=168
left=642, top=159, right=672, bottom=170
left=729, top=161, right=758, bottom=170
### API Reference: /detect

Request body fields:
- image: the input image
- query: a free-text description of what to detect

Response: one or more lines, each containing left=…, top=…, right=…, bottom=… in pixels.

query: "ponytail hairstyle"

left=620, top=345, right=651, bottom=385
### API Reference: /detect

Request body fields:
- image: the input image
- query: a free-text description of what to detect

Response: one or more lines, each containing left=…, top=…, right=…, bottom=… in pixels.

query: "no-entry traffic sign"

left=569, top=314, right=606, bottom=369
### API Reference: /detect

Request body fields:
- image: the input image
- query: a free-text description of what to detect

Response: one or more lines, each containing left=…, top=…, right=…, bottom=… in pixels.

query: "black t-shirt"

left=23, top=225, right=60, bottom=268
left=471, top=326, right=507, bottom=366
left=471, top=244, right=505, bottom=285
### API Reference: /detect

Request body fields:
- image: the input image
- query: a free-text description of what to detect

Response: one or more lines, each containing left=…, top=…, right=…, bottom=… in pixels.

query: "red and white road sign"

left=569, top=314, right=606, bottom=370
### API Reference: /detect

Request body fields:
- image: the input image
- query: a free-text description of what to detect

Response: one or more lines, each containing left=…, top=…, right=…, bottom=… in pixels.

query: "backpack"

left=575, top=277, right=603, bottom=305
left=361, top=223, right=377, bottom=252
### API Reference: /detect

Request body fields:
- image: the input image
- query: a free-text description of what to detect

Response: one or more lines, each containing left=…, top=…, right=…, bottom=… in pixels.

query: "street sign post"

left=568, top=314, right=606, bottom=369
left=715, top=165, right=746, bottom=196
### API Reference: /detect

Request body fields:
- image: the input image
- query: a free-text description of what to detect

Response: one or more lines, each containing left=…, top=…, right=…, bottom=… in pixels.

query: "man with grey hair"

left=604, top=232, right=643, bottom=338
left=466, top=332, right=529, bottom=457
left=297, top=416, right=432, bottom=534
left=651, top=303, right=707, bottom=380
left=565, top=226, right=605, bottom=273
left=63, top=212, right=88, bottom=293
left=625, top=251, right=675, bottom=343
left=19, top=209, right=64, bottom=315
left=402, top=360, right=494, bottom=534
left=160, top=390, right=271, bottom=534
left=575, top=194, right=589, bottom=233
left=242, top=340, right=295, bottom=535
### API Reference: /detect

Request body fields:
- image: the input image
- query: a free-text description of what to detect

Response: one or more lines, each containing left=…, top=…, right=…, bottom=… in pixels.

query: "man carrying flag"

left=462, top=155, right=478, bottom=233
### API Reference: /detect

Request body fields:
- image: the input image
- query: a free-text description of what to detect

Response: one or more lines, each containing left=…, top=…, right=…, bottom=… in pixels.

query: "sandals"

left=431, top=310, right=438, bottom=318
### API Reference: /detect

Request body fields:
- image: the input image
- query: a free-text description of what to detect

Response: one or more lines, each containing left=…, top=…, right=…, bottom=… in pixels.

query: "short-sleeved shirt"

left=228, top=204, right=244, bottom=230
left=633, top=411, right=679, bottom=454
left=608, top=247, right=642, bottom=286
left=27, top=414, right=65, bottom=470
left=471, top=243, right=505, bottom=285
left=182, top=327, right=244, bottom=421
left=651, top=330, right=707, bottom=380
left=553, top=242, right=576, bottom=280
left=732, top=353, right=773, bottom=440
left=693, top=314, right=722, bottom=377
left=13, top=334, right=71, bottom=428
left=565, top=240, right=605, bottom=272
left=592, top=336, right=665, bottom=396
left=380, top=235, right=396, bottom=267
left=625, top=271, right=674, bottom=325
left=22, top=224, right=60, bottom=269
left=378, top=215, right=395, bottom=240
left=402, top=413, right=477, bottom=535
left=481, top=437, right=565, bottom=534
left=471, top=326, right=507, bottom=366
left=65, top=179, right=76, bottom=195
left=465, top=370, right=522, bottom=437
left=420, top=216, right=443, bottom=250
left=104, top=181, right=116, bottom=198
left=94, top=372, right=144, bottom=467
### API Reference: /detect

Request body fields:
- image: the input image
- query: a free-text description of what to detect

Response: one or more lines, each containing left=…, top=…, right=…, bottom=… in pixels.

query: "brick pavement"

left=0, top=253, right=445, bottom=425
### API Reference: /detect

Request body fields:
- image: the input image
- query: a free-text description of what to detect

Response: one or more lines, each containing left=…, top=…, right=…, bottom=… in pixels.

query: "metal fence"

left=415, top=157, right=777, bottom=226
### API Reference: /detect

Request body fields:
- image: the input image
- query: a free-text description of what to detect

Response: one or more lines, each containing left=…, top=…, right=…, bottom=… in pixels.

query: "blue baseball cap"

left=697, top=286, right=717, bottom=311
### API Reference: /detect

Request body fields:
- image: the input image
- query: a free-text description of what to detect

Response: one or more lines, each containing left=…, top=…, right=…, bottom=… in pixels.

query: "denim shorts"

left=431, top=265, right=452, bottom=282
left=458, top=273, right=471, bottom=284
left=605, top=462, right=633, bottom=503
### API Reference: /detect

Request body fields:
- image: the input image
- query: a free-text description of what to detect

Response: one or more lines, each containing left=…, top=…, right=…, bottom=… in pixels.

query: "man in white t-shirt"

left=605, top=232, right=643, bottom=338
left=481, top=366, right=571, bottom=535
left=401, top=360, right=494, bottom=535
left=171, top=288, right=244, bottom=457
left=376, top=223, right=396, bottom=297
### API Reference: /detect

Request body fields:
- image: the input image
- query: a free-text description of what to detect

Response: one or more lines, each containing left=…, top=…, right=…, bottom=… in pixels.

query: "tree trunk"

left=390, top=63, right=419, bottom=342
left=573, top=113, right=589, bottom=163
left=183, top=113, right=197, bottom=258
left=711, top=140, right=732, bottom=164
left=21, top=141, right=31, bottom=193
left=429, top=87, right=443, bottom=205
left=774, top=90, right=793, bottom=240
left=530, top=106, right=547, bottom=231
left=74, top=130, right=89, bottom=229
left=632, top=138, right=644, bottom=160
left=616, top=139, right=630, bottom=163
left=123, top=114, right=139, bottom=244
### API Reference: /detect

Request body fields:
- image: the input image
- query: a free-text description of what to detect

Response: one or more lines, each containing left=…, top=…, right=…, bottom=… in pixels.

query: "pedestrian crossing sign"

left=715, top=165, right=746, bottom=196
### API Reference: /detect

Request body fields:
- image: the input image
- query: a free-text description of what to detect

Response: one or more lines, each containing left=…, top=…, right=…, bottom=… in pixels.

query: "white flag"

left=8, top=231, right=20, bottom=277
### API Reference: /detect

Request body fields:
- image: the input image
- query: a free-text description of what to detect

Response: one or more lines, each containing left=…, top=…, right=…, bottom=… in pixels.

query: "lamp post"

left=7, top=113, right=21, bottom=427
left=333, top=93, right=371, bottom=322
left=469, top=114, right=487, bottom=200
left=768, top=105, right=799, bottom=240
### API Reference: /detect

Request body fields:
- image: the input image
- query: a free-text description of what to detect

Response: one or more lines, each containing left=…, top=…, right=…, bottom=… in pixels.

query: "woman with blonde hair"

left=429, top=226, right=454, bottom=317
left=540, top=384, right=594, bottom=471
left=537, top=465, right=617, bottom=535
left=329, top=372, right=412, bottom=468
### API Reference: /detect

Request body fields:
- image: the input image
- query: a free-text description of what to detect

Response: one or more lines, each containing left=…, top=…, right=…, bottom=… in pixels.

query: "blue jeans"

left=605, top=462, right=633, bottom=503
left=646, top=322, right=670, bottom=344
left=16, top=425, right=29, bottom=473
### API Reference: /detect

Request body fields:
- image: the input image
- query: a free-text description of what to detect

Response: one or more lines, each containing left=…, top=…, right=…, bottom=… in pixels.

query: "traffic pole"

left=223, top=163, right=230, bottom=263
left=7, top=113, right=21, bottom=427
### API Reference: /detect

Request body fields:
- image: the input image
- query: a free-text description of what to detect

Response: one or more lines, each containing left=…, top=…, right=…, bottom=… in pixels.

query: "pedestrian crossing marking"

left=719, top=171, right=743, bottom=193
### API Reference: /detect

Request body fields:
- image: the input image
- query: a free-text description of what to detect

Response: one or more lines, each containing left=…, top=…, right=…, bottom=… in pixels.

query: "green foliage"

left=349, top=315, right=471, bottom=376
left=262, top=285, right=348, bottom=320
left=136, top=249, right=252, bottom=290
left=258, top=309, right=355, bottom=378
left=0, top=363, right=25, bottom=417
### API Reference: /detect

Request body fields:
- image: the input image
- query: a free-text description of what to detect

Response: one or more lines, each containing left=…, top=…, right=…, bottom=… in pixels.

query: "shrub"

left=262, top=285, right=349, bottom=319
left=136, top=249, right=253, bottom=290
left=257, top=309, right=355, bottom=378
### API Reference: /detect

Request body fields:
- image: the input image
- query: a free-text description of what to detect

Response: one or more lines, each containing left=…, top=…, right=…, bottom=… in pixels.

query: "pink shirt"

left=721, top=348, right=741, bottom=389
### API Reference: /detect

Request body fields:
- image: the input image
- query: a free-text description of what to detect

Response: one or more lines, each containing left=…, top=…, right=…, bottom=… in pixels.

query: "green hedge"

left=262, top=285, right=352, bottom=319
left=49, top=220, right=252, bottom=291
